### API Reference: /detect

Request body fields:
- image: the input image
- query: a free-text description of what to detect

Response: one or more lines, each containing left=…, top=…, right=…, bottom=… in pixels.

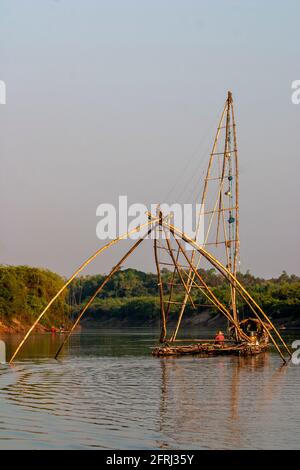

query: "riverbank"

left=0, top=318, right=48, bottom=334
left=1, top=310, right=299, bottom=334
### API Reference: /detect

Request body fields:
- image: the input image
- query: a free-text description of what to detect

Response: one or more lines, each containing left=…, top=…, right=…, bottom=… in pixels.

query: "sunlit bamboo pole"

left=216, top=92, right=231, bottom=244
left=165, top=221, right=289, bottom=361
left=164, top=246, right=181, bottom=321
left=230, top=98, right=240, bottom=337
left=9, top=217, right=159, bottom=363
left=170, top=234, right=248, bottom=342
left=154, top=215, right=167, bottom=342
left=230, top=285, right=286, bottom=362
left=161, top=220, right=291, bottom=361
left=170, top=224, right=286, bottom=361
left=162, top=225, right=196, bottom=309
left=171, top=221, right=291, bottom=359
left=171, top=190, right=230, bottom=340
left=54, top=225, right=155, bottom=359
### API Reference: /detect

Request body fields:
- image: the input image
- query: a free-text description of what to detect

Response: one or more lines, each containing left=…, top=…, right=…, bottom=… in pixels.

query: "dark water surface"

left=0, top=328, right=300, bottom=449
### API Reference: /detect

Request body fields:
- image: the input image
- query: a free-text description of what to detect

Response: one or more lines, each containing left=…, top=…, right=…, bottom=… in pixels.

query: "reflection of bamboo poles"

left=55, top=226, right=156, bottom=359
left=161, top=220, right=291, bottom=362
left=9, top=218, right=159, bottom=363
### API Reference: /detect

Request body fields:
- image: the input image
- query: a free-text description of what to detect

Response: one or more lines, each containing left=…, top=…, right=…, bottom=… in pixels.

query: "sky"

left=0, top=0, right=299, bottom=278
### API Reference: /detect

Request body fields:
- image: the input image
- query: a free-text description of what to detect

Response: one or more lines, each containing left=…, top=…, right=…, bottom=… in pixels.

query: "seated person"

left=215, top=330, right=225, bottom=345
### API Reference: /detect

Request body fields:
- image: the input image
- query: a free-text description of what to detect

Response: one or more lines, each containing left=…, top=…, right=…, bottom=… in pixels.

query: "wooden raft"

left=152, top=341, right=269, bottom=357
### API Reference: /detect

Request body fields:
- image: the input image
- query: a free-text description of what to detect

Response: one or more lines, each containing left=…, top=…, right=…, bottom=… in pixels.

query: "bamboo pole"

left=164, top=246, right=181, bottom=321
left=170, top=234, right=248, bottom=342
left=228, top=93, right=239, bottom=335
left=154, top=217, right=167, bottom=342
left=229, top=284, right=286, bottom=362
left=170, top=187, right=233, bottom=341
left=230, top=98, right=240, bottom=335
left=162, top=225, right=196, bottom=309
left=54, top=226, right=155, bottom=359
left=161, top=220, right=291, bottom=361
left=9, top=217, right=159, bottom=363
left=172, top=228, right=286, bottom=361
left=216, top=91, right=231, bottom=245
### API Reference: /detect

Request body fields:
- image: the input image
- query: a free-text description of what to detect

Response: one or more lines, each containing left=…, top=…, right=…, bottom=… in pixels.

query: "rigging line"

left=190, top=144, right=231, bottom=207
left=169, top=138, right=213, bottom=203
left=170, top=108, right=228, bottom=205
left=163, top=147, right=206, bottom=203
left=184, top=166, right=207, bottom=204
left=178, top=121, right=228, bottom=203
left=162, top=103, right=225, bottom=203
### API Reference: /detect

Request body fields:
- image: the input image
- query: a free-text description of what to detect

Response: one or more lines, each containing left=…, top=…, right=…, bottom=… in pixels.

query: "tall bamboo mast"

left=230, top=96, right=240, bottom=332
left=170, top=91, right=240, bottom=341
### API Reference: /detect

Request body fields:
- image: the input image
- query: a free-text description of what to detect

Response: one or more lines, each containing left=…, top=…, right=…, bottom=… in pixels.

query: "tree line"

left=0, top=265, right=299, bottom=329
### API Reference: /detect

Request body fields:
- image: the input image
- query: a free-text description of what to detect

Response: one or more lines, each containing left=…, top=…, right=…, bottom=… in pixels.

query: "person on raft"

left=215, top=330, right=225, bottom=345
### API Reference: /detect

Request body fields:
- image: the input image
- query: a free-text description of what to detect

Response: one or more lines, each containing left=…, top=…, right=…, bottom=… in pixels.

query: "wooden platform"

left=152, top=341, right=269, bottom=357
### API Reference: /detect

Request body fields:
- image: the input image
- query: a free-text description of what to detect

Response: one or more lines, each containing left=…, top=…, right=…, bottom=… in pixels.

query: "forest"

left=0, top=265, right=299, bottom=331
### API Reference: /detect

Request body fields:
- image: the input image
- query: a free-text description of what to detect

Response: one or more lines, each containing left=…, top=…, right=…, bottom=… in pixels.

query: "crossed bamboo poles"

left=9, top=214, right=291, bottom=364
left=9, top=217, right=159, bottom=363
left=161, top=220, right=291, bottom=362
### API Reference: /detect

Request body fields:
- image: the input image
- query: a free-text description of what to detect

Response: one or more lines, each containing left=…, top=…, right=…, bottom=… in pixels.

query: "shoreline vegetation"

left=0, top=265, right=299, bottom=333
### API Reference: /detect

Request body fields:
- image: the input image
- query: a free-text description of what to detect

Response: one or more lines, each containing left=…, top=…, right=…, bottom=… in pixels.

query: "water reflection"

left=157, top=352, right=295, bottom=449
left=0, top=329, right=299, bottom=449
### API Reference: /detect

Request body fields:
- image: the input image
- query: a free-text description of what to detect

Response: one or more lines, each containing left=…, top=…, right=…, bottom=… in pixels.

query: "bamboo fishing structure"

left=9, top=91, right=291, bottom=365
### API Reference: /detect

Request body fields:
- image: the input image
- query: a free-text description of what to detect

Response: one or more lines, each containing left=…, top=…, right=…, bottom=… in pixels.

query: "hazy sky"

left=0, top=0, right=299, bottom=278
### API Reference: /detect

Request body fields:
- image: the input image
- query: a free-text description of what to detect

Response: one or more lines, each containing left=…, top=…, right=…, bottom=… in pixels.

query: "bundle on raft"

left=152, top=340, right=269, bottom=358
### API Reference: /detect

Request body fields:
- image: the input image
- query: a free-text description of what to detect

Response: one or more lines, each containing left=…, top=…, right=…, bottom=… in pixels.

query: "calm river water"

left=0, top=328, right=299, bottom=449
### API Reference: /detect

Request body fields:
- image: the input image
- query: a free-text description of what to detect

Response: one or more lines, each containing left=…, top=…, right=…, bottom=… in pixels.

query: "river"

left=0, top=328, right=299, bottom=449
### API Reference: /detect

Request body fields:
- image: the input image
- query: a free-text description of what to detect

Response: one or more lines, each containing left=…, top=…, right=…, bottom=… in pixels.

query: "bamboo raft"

left=153, top=318, right=271, bottom=358
left=152, top=340, right=269, bottom=358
